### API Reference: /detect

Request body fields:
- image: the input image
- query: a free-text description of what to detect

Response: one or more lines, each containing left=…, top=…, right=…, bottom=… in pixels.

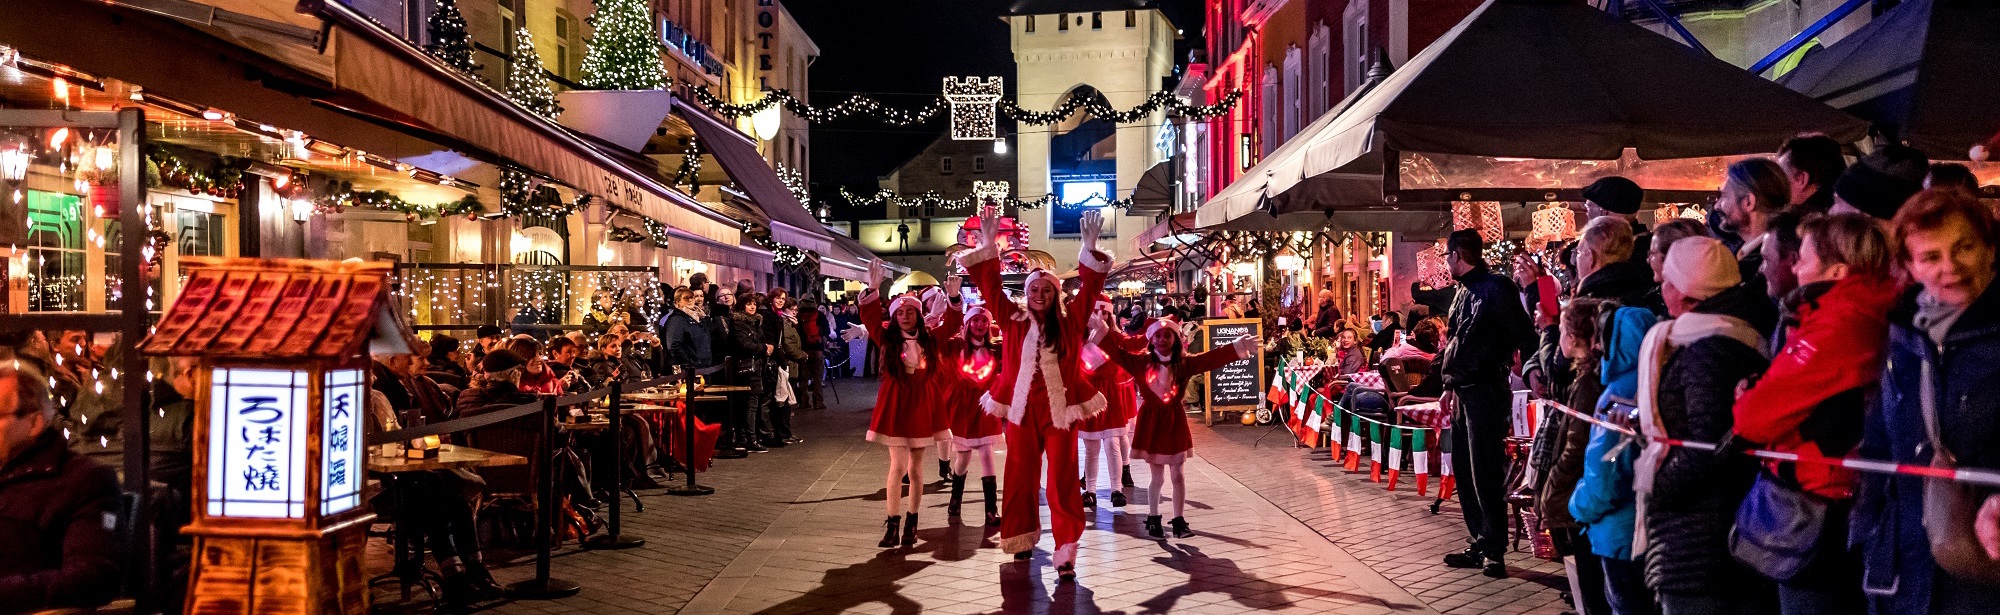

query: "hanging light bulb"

left=993, top=138, right=1008, bottom=155
left=750, top=104, right=782, bottom=141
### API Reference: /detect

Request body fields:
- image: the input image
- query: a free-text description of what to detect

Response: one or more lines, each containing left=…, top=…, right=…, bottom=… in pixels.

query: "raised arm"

left=1066, top=210, right=1112, bottom=332
left=1098, top=328, right=1154, bottom=381
left=1183, top=333, right=1262, bottom=375
left=961, top=209, right=1019, bottom=325
left=928, top=275, right=964, bottom=340
left=857, top=260, right=891, bottom=347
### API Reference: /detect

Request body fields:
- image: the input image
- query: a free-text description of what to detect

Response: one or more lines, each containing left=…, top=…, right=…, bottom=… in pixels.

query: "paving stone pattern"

left=368, top=379, right=1568, bottom=614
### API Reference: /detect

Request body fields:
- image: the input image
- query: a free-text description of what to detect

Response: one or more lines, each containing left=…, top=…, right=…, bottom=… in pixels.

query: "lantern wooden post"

left=143, top=258, right=415, bottom=615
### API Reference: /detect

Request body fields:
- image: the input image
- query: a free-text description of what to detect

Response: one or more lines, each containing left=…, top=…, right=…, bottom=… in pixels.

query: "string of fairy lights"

left=838, top=187, right=1137, bottom=212
left=687, top=80, right=1241, bottom=131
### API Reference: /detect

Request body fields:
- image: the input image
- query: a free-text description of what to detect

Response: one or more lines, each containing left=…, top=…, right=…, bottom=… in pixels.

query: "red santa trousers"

left=998, top=382, right=1084, bottom=564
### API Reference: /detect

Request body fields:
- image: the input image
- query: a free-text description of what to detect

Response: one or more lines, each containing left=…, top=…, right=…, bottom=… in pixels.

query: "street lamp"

left=751, top=105, right=782, bottom=141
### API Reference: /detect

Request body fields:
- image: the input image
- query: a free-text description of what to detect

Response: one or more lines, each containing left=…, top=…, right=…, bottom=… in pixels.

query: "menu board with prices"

left=1199, top=318, right=1264, bottom=423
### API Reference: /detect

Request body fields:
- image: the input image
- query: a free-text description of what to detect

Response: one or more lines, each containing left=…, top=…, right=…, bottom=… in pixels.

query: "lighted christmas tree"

left=578, top=0, right=667, bottom=90
left=424, top=0, right=481, bottom=77
left=506, top=28, right=562, bottom=120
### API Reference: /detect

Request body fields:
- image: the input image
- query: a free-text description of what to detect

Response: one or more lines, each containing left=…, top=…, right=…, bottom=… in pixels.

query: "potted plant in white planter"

left=558, top=0, right=673, bottom=151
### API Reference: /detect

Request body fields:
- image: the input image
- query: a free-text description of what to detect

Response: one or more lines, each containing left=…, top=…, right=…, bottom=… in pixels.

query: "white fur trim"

left=1076, top=427, right=1127, bottom=441
left=889, top=295, right=922, bottom=317
left=960, top=241, right=1001, bottom=267
left=1077, top=248, right=1111, bottom=272
left=980, top=391, right=1014, bottom=421
left=1024, top=270, right=1058, bottom=294
left=952, top=434, right=1003, bottom=448
left=1004, top=317, right=1044, bottom=426
left=1055, top=392, right=1107, bottom=431
left=1052, top=542, right=1079, bottom=568
left=999, top=530, right=1039, bottom=554
left=867, top=431, right=938, bottom=448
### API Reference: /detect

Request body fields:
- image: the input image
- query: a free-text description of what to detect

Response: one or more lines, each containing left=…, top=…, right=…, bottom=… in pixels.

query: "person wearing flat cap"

left=456, top=349, right=539, bottom=417
left=1584, top=176, right=1653, bottom=267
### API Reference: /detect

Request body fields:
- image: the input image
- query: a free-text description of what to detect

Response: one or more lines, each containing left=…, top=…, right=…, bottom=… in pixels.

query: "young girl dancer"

left=942, top=305, right=1005, bottom=526
left=963, top=209, right=1110, bottom=581
left=1093, top=316, right=1258, bottom=538
left=858, top=261, right=959, bottom=548
left=1078, top=300, right=1138, bottom=510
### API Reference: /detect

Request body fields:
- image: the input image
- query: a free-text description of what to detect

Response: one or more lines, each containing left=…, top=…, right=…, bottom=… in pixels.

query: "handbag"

left=1729, top=468, right=1825, bottom=581
left=1916, top=358, right=2000, bottom=583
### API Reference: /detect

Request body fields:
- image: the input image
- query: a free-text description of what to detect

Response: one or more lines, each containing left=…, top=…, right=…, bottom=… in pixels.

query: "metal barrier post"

left=585, top=384, right=646, bottom=548
left=505, top=397, right=582, bottom=598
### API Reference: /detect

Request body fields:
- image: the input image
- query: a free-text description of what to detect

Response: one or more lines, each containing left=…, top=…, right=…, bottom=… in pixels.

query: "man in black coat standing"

left=1436, top=229, right=1536, bottom=578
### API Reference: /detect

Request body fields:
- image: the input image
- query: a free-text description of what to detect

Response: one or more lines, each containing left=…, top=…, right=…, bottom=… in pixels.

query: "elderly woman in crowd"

left=1853, top=189, right=2000, bottom=615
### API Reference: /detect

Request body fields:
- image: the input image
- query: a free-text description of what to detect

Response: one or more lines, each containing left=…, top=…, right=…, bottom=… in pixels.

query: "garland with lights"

left=313, top=183, right=483, bottom=220
left=578, top=0, right=667, bottom=90
left=773, top=244, right=811, bottom=268
left=145, top=146, right=245, bottom=199
left=642, top=217, right=671, bottom=248
left=777, top=163, right=808, bottom=204
left=498, top=169, right=578, bottom=217
left=688, top=85, right=1240, bottom=127
left=424, top=0, right=482, bottom=77
left=839, top=187, right=1133, bottom=211
left=672, top=137, right=703, bottom=188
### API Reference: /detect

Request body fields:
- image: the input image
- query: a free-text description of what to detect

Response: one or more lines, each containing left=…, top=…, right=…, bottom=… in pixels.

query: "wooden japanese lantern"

left=141, top=258, right=415, bottom=615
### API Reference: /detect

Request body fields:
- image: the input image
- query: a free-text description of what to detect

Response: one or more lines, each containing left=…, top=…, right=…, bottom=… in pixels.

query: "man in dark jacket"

left=0, top=362, right=121, bottom=612
left=796, top=295, right=831, bottom=411
left=1646, top=237, right=1773, bottom=612
left=1437, top=229, right=1537, bottom=577
left=1310, top=289, right=1344, bottom=338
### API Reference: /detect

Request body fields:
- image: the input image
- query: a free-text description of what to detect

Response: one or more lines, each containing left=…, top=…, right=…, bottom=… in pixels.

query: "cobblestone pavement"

left=369, top=379, right=1568, bottom=614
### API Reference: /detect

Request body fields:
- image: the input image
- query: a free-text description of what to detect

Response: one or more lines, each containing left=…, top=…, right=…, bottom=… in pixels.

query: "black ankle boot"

left=948, top=474, right=966, bottom=520
left=982, top=476, right=1001, bottom=527
left=1110, top=490, right=1127, bottom=508
left=900, top=512, right=918, bottom=547
left=938, top=460, right=952, bottom=484
left=878, top=515, right=901, bottom=548
left=1122, top=466, right=1135, bottom=487
left=1144, top=515, right=1163, bottom=538
left=1170, top=516, right=1192, bottom=538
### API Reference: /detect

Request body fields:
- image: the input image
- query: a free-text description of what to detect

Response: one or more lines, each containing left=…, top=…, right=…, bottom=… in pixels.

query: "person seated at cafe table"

left=0, top=361, right=122, bottom=613
left=586, top=331, right=653, bottom=384
left=363, top=376, right=502, bottom=607
left=458, top=349, right=541, bottom=415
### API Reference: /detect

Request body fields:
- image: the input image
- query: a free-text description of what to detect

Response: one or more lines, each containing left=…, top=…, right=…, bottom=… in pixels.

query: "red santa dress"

left=941, top=332, right=1006, bottom=448
left=1099, top=327, right=1251, bottom=464
left=964, top=241, right=1109, bottom=566
left=860, top=294, right=959, bottom=448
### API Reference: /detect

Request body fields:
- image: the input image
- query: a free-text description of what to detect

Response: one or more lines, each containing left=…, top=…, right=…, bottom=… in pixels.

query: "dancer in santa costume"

left=1077, top=300, right=1139, bottom=511
left=857, top=262, right=960, bottom=548
left=941, top=305, right=1006, bottom=526
left=963, top=208, right=1109, bottom=581
left=1091, top=315, right=1259, bottom=538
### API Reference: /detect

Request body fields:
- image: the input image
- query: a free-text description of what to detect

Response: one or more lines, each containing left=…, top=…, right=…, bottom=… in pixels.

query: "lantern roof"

left=142, top=258, right=415, bottom=360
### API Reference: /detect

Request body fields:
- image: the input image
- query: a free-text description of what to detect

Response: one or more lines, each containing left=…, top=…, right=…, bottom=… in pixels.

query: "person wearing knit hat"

left=963, top=209, right=1112, bottom=581
left=1659, top=236, right=1742, bottom=313
left=1832, top=144, right=1929, bottom=223
left=939, top=303, right=1006, bottom=526
left=1076, top=300, right=1140, bottom=511
left=1091, top=312, right=1259, bottom=540
left=856, top=260, right=962, bottom=549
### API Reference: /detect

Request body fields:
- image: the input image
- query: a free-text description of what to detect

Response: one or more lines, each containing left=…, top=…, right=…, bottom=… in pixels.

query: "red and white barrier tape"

left=1542, top=400, right=2000, bottom=489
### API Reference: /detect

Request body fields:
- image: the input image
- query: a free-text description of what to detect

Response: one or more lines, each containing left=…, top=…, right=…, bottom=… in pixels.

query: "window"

left=1059, top=13, right=1068, bottom=31
left=554, top=13, right=573, bottom=79
left=1282, top=46, right=1303, bottom=141
left=973, top=156, right=987, bottom=173
left=1260, top=65, right=1279, bottom=157
left=1125, top=9, right=1136, bottom=28
left=1050, top=181, right=1110, bottom=236
left=1025, top=15, right=1036, bottom=32
left=1091, top=12, right=1102, bottom=29
left=1309, top=23, right=1331, bottom=117
left=25, top=190, right=84, bottom=311
left=1344, top=5, right=1369, bottom=94
left=940, top=156, right=953, bottom=174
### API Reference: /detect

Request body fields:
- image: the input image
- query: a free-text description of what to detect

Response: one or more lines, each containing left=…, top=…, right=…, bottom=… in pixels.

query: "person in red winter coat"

left=1092, top=315, right=1259, bottom=539
left=1078, top=300, right=1140, bottom=511
left=940, top=305, right=1005, bottom=526
left=1731, top=213, right=1896, bottom=610
left=963, top=209, right=1109, bottom=581
left=858, top=261, right=961, bottom=549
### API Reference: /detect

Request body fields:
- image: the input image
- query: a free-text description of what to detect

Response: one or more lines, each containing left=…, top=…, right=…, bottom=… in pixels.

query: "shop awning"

left=675, top=99, right=834, bottom=252
left=1127, top=161, right=1176, bottom=215
left=1304, top=0, right=1867, bottom=188
left=1780, top=0, right=2000, bottom=161
left=821, top=231, right=896, bottom=282
left=1195, top=61, right=1388, bottom=229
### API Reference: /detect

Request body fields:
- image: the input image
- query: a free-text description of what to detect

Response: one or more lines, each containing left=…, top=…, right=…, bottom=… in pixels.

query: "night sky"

left=788, top=0, right=1203, bottom=219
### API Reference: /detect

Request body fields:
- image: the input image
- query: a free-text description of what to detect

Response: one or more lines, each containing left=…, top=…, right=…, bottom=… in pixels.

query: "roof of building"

left=141, top=258, right=414, bottom=360
left=1003, top=0, right=1153, bottom=16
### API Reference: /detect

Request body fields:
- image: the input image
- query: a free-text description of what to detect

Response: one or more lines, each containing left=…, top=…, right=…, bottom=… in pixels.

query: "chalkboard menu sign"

left=1199, top=318, right=1263, bottom=424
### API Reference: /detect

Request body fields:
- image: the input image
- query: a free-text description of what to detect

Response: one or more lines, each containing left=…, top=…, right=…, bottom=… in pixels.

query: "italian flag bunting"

left=1367, top=421, right=1386, bottom=482
left=1267, top=358, right=1291, bottom=407
left=1413, top=427, right=1432, bottom=496
left=1343, top=413, right=1365, bottom=471
left=1386, top=426, right=1405, bottom=491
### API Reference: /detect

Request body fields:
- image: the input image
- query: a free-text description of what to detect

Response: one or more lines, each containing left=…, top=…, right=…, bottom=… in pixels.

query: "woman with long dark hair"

left=963, top=209, right=1110, bottom=581
left=857, top=261, right=959, bottom=548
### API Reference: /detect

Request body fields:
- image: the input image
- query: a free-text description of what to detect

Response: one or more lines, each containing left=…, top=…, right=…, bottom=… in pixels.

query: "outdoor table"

left=1397, top=402, right=1450, bottom=430
left=365, top=444, right=528, bottom=603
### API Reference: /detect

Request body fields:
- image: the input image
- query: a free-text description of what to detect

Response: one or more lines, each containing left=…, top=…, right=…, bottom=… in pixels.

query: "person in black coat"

left=0, top=362, right=121, bottom=613
left=1436, top=229, right=1538, bottom=577
left=1310, top=289, right=1344, bottom=338
left=1644, top=237, right=1773, bottom=612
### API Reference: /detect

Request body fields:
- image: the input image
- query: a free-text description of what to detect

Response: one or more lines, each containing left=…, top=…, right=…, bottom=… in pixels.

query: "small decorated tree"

left=506, top=28, right=562, bottom=121
left=424, top=0, right=481, bottom=77
left=578, top=0, right=668, bottom=90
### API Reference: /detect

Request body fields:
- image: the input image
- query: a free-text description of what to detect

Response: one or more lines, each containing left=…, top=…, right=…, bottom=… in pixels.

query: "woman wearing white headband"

left=963, top=208, right=1111, bottom=581
left=941, top=304, right=1005, bottom=526
left=1092, top=315, right=1259, bottom=539
left=856, top=261, right=960, bottom=549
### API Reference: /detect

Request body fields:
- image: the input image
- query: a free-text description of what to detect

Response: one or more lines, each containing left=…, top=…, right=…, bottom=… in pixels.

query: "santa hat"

left=963, top=305, right=991, bottom=323
left=889, top=294, right=923, bottom=318
left=1146, top=316, right=1183, bottom=340
left=1094, top=299, right=1114, bottom=314
left=1023, top=269, right=1058, bottom=296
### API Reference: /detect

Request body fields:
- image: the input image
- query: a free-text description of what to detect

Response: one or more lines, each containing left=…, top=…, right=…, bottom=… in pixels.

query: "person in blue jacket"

left=1571, top=305, right=1659, bottom=615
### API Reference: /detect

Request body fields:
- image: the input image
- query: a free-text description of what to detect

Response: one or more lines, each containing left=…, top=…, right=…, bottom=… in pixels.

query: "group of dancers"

left=855, top=210, right=1260, bottom=582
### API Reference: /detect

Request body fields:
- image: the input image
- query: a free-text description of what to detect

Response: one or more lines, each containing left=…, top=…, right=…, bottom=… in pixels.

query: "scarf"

left=1913, top=290, right=1967, bottom=347
left=1630, top=311, right=1761, bottom=556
